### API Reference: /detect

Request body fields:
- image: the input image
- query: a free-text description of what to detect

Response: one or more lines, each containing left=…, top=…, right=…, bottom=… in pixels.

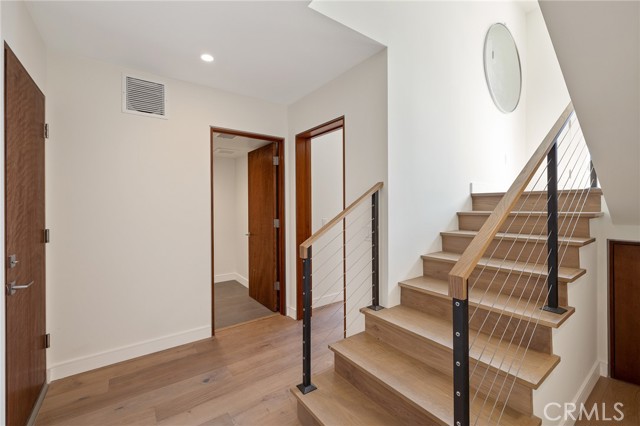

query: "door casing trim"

left=294, top=117, right=345, bottom=321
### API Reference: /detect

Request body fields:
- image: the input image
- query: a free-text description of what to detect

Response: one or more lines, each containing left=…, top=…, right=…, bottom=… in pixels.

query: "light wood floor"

left=35, top=303, right=345, bottom=426
left=575, top=377, right=640, bottom=425
left=214, top=280, right=277, bottom=330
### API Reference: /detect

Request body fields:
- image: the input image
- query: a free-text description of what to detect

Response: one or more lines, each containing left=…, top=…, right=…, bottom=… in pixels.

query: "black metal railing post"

left=368, top=190, right=383, bottom=311
left=297, top=251, right=317, bottom=394
left=543, top=142, right=567, bottom=315
left=453, top=296, right=470, bottom=426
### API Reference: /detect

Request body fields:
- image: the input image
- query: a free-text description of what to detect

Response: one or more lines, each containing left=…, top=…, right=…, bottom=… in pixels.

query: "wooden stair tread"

left=331, top=333, right=541, bottom=426
left=422, top=251, right=586, bottom=282
left=458, top=210, right=603, bottom=218
left=441, top=230, right=595, bottom=246
left=362, top=305, right=559, bottom=388
left=400, top=276, right=574, bottom=328
left=291, top=370, right=402, bottom=426
left=471, top=188, right=603, bottom=197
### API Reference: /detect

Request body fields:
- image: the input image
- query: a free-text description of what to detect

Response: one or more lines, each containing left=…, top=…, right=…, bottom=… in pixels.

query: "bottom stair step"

left=291, top=370, right=402, bottom=426
left=331, top=333, right=541, bottom=426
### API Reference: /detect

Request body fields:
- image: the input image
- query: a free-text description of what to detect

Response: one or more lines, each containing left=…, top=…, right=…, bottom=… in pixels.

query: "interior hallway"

left=34, top=304, right=343, bottom=425
left=214, top=280, right=277, bottom=329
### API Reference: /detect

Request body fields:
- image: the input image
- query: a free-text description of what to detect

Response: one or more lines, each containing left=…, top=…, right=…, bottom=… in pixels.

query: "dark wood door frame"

left=210, top=127, right=286, bottom=335
left=608, top=239, right=640, bottom=382
left=295, top=117, right=345, bottom=320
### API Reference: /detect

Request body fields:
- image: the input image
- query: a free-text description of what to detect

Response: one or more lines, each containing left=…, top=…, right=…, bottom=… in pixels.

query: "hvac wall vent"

left=122, top=75, right=167, bottom=119
left=214, top=148, right=237, bottom=156
left=217, top=133, right=236, bottom=139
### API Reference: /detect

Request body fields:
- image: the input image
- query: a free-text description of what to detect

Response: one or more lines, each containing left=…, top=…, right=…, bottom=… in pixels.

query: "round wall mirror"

left=484, top=23, right=521, bottom=113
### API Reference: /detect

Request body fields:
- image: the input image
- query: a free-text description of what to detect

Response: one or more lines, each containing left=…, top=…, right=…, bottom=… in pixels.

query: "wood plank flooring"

left=34, top=302, right=636, bottom=426
left=214, top=280, right=277, bottom=330
left=35, top=303, right=344, bottom=425
left=575, top=377, right=640, bottom=426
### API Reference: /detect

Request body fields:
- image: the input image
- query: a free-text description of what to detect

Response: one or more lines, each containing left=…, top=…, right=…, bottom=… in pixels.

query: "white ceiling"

left=213, top=134, right=271, bottom=158
left=26, top=1, right=384, bottom=104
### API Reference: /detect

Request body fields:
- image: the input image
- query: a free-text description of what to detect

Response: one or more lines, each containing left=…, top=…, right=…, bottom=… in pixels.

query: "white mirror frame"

left=483, top=23, right=522, bottom=113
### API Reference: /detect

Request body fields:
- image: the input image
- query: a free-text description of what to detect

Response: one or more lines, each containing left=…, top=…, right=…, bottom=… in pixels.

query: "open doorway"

left=295, top=117, right=345, bottom=320
left=210, top=127, right=285, bottom=333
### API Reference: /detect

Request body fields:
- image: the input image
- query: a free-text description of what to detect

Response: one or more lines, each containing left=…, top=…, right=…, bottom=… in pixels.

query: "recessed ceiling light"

left=200, top=53, right=214, bottom=63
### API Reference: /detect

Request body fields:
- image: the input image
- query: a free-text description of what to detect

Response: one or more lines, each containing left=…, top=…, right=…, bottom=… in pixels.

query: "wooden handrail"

left=448, top=103, right=574, bottom=299
left=299, top=182, right=383, bottom=259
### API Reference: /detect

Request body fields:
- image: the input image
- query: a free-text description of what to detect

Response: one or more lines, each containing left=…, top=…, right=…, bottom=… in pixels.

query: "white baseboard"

left=599, top=360, right=609, bottom=377
left=314, top=292, right=341, bottom=308
left=287, top=306, right=297, bottom=319
left=287, top=292, right=341, bottom=319
left=235, top=273, right=248, bottom=287
left=560, top=360, right=602, bottom=426
left=47, top=326, right=210, bottom=381
left=214, top=272, right=248, bottom=287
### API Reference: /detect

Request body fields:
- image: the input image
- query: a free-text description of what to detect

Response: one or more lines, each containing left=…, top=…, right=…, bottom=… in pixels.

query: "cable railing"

left=449, top=103, right=600, bottom=425
left=297, top=182, right=383, bottom=394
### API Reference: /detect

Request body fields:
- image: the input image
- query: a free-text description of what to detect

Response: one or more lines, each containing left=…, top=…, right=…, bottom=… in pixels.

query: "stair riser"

left=364, top=316, right=534, bottom=415
left=401, top=287, right=553, bottom=354
left=442, top=235, right=580, bottom=268
left=458, top=214, right=592, bottom=238
left=472, top=192, right=601, bottom=213
left=296, top=403, right=321, bottom=426
left=333, top=354, right=443, bottom=426
left=422, top=258, right=569, bottom=306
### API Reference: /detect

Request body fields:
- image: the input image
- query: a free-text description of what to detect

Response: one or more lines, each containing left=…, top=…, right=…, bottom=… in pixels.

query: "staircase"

left=291, top=187, right=602, bottom=426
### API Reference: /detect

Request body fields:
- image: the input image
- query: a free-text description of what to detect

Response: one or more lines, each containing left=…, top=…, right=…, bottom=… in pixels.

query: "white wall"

left=311, top=1, right=529, bottom=307
left=2, top=0, right=46, bottom=92
left=235, top=156, right=249, bottom=284
left=311, top=130, right=343, bottom=233
left=213, top=157, right=238, bottom=280
left=45, top=50, right=286, bottom=379
left=287, top=50, right=388, bottom=317
left=311, top=129, right=344, bottom=308
left=524, top=6, right=571, bottom=156
left=540, top=1, right=640, bottom=226
left=1, top=0, right=48, bottom=421
left=213, top=154, right=249, bottom=287
left=213, top=155, right=249, bottom=286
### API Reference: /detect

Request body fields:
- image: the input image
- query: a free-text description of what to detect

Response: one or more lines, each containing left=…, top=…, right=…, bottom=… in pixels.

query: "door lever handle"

left=6, top=280, right=34, bottom=296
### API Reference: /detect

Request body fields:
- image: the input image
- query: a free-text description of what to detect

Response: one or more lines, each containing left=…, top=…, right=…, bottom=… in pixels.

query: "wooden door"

left=5, top=45, right=47, bottom=425
left=610, top=240, right=640, bottom=386
left=247, top=143, right=278, bottom=311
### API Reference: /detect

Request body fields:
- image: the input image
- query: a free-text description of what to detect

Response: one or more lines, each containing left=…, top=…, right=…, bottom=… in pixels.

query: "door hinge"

left=273, top=156, right=279, bottom=166
left=44, top=229, right=50, bottom=243
left=273, top=219, right=280, bottom=228
left=44, top=123, right=49, bottom=139
left=45, top=333, right=51, bottom=349
left=274, top=281, right=280, bottom=291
